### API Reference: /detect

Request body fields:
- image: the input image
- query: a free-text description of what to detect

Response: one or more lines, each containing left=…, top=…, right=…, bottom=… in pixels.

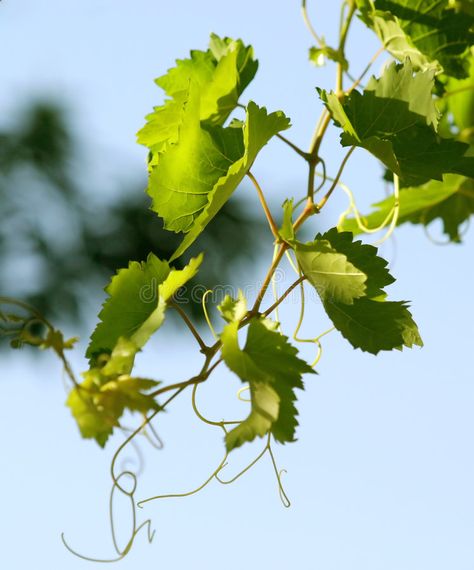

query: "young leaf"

left=320, top=60, right=474, bottom=185
left=137, top=34, right=258, bottom=152
left=68, top=339, right=148, bottom=447
left=340, top=174, right=474, bottom=242
left=67, top=338, right=160, bottom=447
left=309, top=45, right=348, bottom=70
left=220, top=314, right=314, bottom=451
left=86, top=253, right=202, bottom=363
left=153, top=100, right=290, bottom=260
left=358, top=0, right=474, bottom=78
left=279, top=199, right=295, bottom=243
left=217, top=290, right=248, bottom=323
left=295, top=229, right=422, bottom=354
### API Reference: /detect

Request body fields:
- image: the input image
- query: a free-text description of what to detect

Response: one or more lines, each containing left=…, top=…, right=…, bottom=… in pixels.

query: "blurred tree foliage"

left=0, top=102, right=266, bottom=329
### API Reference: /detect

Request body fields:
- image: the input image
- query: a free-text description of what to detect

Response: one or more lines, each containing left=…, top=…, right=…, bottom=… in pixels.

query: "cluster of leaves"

left=330, top=2, right=474, bottom=242
left=6, top=1, right=474, bottom=559
left=64, top=1, right=474, bottom=451
left=0, top=103, right=267, bottom=327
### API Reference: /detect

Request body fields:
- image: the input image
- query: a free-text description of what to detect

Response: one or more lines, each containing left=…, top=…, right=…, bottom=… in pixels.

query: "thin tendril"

left=271, top=244, right=283, bottom=332
left=373, top=173, right=400, bottom=245
left=237, top=385, right=251, bottom=402
left=268, top=442, right=291, bottom=508
left=301, top=0, right=324, bottom=46
left=143, top=420, right=164, bottom=450
left=202, top=290, right=218, bottom=340
left=61, top=471, right=155, bottom=563
left=192, top=383, right=242, bottom=428
left=292, top=276, right=335, bottom=367
left=215, top=444, right=268, bottom=485
left=137, top=455, right=229, bottom=507
left=319, top=166, right=398, bottom=239
left=119, top=429, right=145, bottom=476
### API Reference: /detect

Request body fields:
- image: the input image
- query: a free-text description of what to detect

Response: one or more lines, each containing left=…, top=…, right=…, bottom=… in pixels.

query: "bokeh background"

left=1, top=1, right=474, bottom=568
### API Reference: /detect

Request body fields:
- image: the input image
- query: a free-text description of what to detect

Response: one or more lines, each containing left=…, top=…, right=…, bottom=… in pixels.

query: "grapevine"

left=3, top=0, right=474, bottom=561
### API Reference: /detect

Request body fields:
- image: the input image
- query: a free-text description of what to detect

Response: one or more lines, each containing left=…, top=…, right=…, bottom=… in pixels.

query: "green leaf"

left=67, top=338, right=160, bottom=447
left=296, top=229, right=422, bottom=354
left=320, top=60, right=474, bottom=185
left=340, top=174, right=474, bottom=242
left=295, top=239, right=367, bottom=305
left=279, top=199, right=295, bottom=243
left=358, top=0, right=474, bottom=78
left=147, top=99, right=290, bottom=261
left=324, top=297, right=422, bottom=354
left=444, top=55, right=474, bottom=141
left=357, top=2, right=436, bottom=72
left=87, top=253, right=202, bottom=363
left=315, top=227, right=395, bottom=297
left=309, top=45, right=348, bottom=70
left=157, top=34, right=257, bottom=125
left=217, top=290, right=248, bottom=323
left=220, top=314, right=314, bottom=451
left=137, top=35, right=258, bottom=153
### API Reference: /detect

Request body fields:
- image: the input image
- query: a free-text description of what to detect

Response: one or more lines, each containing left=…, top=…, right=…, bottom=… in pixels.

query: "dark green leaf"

left=295, top=229, right=422, bottom=353
left=320, top=60, right=474, bottom=185
left=358, top=0, right=474, bottom=78
left=324, top=297, right=422, bottom=354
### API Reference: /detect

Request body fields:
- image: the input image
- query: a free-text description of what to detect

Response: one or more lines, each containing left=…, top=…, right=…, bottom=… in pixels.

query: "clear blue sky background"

left=1, top=1, right=474, bottom=568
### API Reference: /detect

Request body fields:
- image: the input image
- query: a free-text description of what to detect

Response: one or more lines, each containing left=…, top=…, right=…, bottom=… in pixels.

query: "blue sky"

left=1, top=1, right=474, bottom=568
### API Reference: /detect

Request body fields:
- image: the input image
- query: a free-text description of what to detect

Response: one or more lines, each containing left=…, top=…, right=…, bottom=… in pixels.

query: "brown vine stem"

left=263, top=276, right=306, bottom=318
left=170, top=301, right=208, bottom=353
left=276, top=133, right=310, bottom=160
left=247, top=171, right=280, bottom=239
left=149, top=351, right=221, bottom=399
left=251, top=244, right=288, bottom=313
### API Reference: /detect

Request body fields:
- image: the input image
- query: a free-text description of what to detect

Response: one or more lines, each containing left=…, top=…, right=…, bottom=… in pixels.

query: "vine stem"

left=276, top=133, right=310, bottom=160
left=247, top=171, right=280, bottom=239
left=251, top=244, right=288, bottom=313
left=169, top=301, right=208, bottom=353
left=149, top=353, right=221, bottom=399
left=308, top=1, right=356, bottom=161
left=263, top=275, right=306, bottom=318
left=316, top=146, right=355, bottom=210
left=336, top=2, right=356, bottom=95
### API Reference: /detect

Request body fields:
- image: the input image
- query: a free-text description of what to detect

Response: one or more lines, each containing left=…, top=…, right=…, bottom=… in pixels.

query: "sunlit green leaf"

left=87, top=253, right=202, bottom=363
left=220, top=312, right=314, bottom=451
left=149, top=99, right=290, bottom=260
left=67, top=338, right=161, bottom=447
left=137, top=34, right=258, bottom=154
